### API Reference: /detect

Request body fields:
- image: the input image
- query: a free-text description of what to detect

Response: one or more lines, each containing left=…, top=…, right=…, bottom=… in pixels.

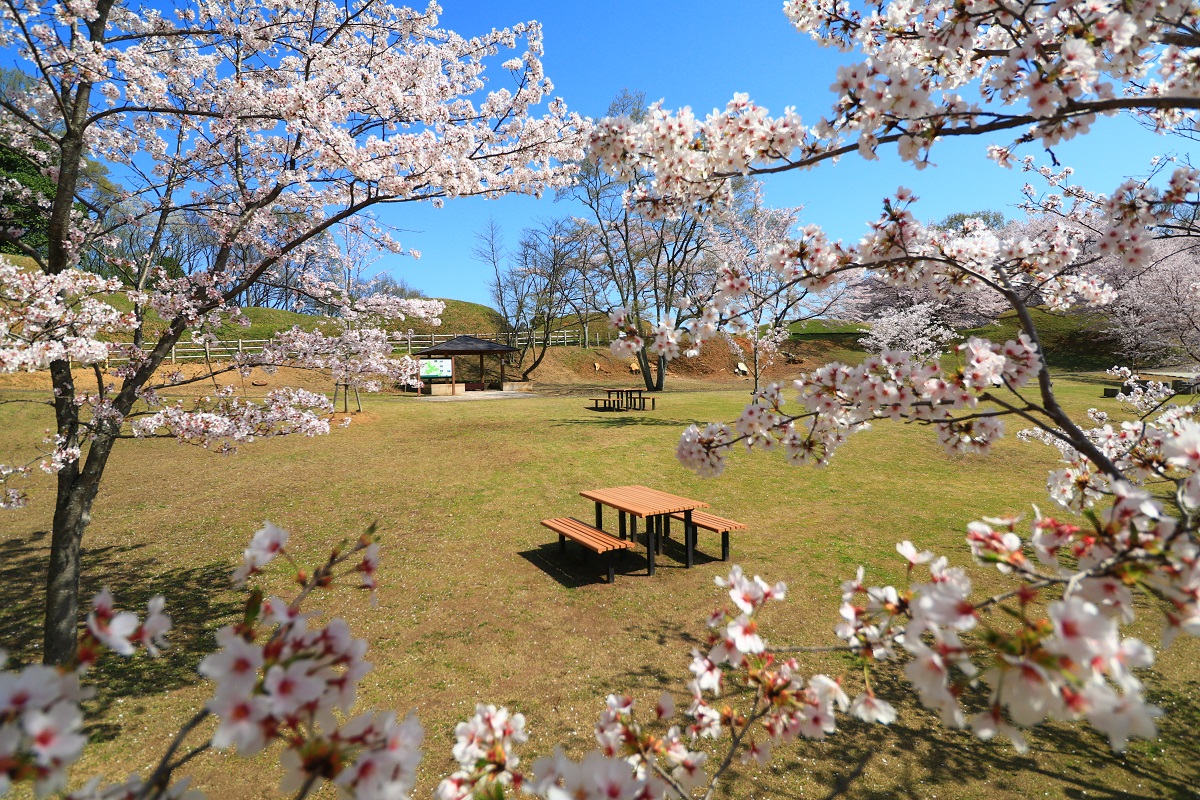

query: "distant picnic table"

left=589, top=388, right=656, bottom=412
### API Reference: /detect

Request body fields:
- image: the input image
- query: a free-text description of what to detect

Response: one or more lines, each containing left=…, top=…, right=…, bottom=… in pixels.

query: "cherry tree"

left=586, top=0, right=1200, bottom=768
left=857, top=301, right=956, bottom=363
left=0, top=0, right=586, bottom=664
left=704, top=181, right=850, bottom=391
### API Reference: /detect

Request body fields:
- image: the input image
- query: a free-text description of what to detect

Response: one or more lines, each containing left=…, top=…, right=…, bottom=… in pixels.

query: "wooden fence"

left=125, top=328, right=607, bottom=365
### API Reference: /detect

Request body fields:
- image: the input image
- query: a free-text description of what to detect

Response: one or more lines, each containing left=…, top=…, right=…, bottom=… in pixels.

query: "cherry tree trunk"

left=42, top=362, right=119, bottom=666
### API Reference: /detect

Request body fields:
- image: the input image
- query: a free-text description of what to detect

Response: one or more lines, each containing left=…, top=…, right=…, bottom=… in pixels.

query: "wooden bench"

left=541, top=517, right=633, bottom=583
left=668, top=510, right=747, bottom=561
left=589, top=397, right=621, bottom=411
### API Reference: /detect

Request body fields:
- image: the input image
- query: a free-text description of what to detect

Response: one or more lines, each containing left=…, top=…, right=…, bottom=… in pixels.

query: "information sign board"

left=419, top=358, right=453, bottom=379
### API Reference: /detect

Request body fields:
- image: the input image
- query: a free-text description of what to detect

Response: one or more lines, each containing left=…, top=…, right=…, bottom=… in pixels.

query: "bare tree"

left=559, top=90, right=711, bottom=391
left=477, top=218, right=581, bottom=380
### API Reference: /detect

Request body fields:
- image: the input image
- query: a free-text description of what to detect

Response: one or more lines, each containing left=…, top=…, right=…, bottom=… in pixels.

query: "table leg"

left=595, top=502, right=603, bottom=531
left=646, top=518, right=655, bottom=577
left=722, top=530, right=729, bottom=561
left=656, top=516, right=663, bottom=555
left=664, top=515, right=671, bottom=538
left=630, top=515, right=637, bottom=545
left=684, top=509, right=694, bottom=569
left=619, top=511, right=626, bottom=541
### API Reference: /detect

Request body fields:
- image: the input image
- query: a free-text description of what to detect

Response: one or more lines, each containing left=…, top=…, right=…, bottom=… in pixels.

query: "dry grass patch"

left=0, top=381, right=1196, bottom=800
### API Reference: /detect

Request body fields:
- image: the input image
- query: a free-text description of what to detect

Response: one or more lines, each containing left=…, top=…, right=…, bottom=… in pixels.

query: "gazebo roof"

left=413, top=335, right=518, bottom=356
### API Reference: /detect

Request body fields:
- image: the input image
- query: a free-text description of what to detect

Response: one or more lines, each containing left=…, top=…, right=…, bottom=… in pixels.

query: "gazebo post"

left=479, top=354, right=484, bottom=390
left=500, top=357, right=505, bottom=388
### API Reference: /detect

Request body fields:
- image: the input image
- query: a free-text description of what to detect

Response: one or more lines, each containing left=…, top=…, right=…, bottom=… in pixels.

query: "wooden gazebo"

left=413, top=335, right=518, bottom=394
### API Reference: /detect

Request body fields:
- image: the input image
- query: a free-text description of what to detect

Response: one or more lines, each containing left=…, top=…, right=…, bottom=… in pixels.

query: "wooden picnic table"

left=601, top=388, right=655, bottom=411
left=604, top=388, right=640, bottom=408
left=579, top=485, right=709, bottom=574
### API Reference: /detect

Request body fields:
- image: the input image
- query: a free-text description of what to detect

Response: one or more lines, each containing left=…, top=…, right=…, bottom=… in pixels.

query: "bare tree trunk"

left=654, top=354, right=666, bottom=392
left=520, top=330, right=553, bottom=380
left=636, top=349, right=655, bottom=391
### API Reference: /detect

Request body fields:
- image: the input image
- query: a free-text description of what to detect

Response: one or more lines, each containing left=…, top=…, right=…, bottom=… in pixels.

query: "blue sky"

left=381, top=0, right=1174, bottom=306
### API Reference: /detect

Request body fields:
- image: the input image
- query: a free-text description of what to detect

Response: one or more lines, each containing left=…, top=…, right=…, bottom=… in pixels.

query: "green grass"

left=0, top=376, right=1195, bottom=800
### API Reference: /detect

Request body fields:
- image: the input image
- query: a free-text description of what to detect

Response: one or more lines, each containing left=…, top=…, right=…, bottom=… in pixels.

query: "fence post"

left=171, top=346, right=176, bottom=364
left=238, top=339, right=243, bottom=354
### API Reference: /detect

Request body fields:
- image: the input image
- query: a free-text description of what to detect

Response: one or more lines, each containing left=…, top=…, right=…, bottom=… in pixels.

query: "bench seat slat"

left=669, top=510, right=747, bottom=532
left=541, top=517, right=633, bottom=553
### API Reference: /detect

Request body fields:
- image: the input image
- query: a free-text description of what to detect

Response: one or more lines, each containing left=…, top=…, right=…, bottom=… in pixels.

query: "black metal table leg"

left=647, top=519, right=655, bottom=576
left=684, top=509, right=694, bottom=568
left=619, top=511, right=626, bottom=541
left=595, top=501, right=603, bottom=531
left=722, top=530, right=729, bottom=561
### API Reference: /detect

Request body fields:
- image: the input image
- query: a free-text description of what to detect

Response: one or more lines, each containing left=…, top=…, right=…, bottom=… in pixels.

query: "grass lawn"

left=0, top=377, right=1196, bottom=800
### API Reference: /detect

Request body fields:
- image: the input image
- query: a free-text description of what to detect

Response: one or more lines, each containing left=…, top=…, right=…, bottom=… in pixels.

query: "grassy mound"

left=963, top=308, right=1116, bottom=372
left=406, top=299, right=504, bottom=336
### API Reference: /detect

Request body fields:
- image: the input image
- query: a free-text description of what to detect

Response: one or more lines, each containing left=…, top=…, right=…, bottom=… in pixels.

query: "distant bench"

left=669, top=510, right=747, bottom=562
left=541, top=517, right=633, bottom=583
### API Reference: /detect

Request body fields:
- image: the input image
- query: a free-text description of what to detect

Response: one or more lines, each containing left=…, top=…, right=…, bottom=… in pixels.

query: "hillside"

left=961, top=308, right=1117, bottom=372
left=405, top=299, right=504, bottom=335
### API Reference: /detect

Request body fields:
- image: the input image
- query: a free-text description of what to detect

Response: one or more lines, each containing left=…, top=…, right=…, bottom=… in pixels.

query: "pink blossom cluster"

left=131, top=387, right=333, bottom=452
left=688, top=567, right=870, bottom=748
left=261, top=328, right=421, bottom=393
left=590, top=0, right=1200, bottom=219
left=199, top=525, right=426, bottom=800
left=675, top=336, right=1041, bottom=477
left=0, top=260, right=134, bottom=373
left=435, top=705, right=527, bottom=800
left=0, top=659, right=89, bottom=797
left=0, top=589, right=170, bottom=798
left=836, top=516, right=1175, bottom=754
left=1019, top=386, right=1199, bottom=513
left=607, top=308, right=645, bottom=359
left=294, top=277, right=445, bottom=329
left=0, top=464, right=30, bottom=510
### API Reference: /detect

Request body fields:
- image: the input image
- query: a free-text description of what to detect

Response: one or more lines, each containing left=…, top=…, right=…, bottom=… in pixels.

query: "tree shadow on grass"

left=0, top=528, right=241, bottom=742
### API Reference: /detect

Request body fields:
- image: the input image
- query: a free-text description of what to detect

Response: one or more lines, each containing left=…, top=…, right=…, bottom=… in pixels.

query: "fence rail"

left=109, top=328, right=612, bottom=365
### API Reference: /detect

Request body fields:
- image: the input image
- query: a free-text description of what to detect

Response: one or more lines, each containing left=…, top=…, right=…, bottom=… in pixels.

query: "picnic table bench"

left=669, top=510, right=747, bottom=561
left=588, top=396, right=622, bottom=411
left=541, top=517, right=633, bottom=583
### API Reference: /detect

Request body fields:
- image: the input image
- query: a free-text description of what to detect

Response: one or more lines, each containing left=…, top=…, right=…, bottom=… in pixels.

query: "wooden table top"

left=580, top=485, right=709, bottom=517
